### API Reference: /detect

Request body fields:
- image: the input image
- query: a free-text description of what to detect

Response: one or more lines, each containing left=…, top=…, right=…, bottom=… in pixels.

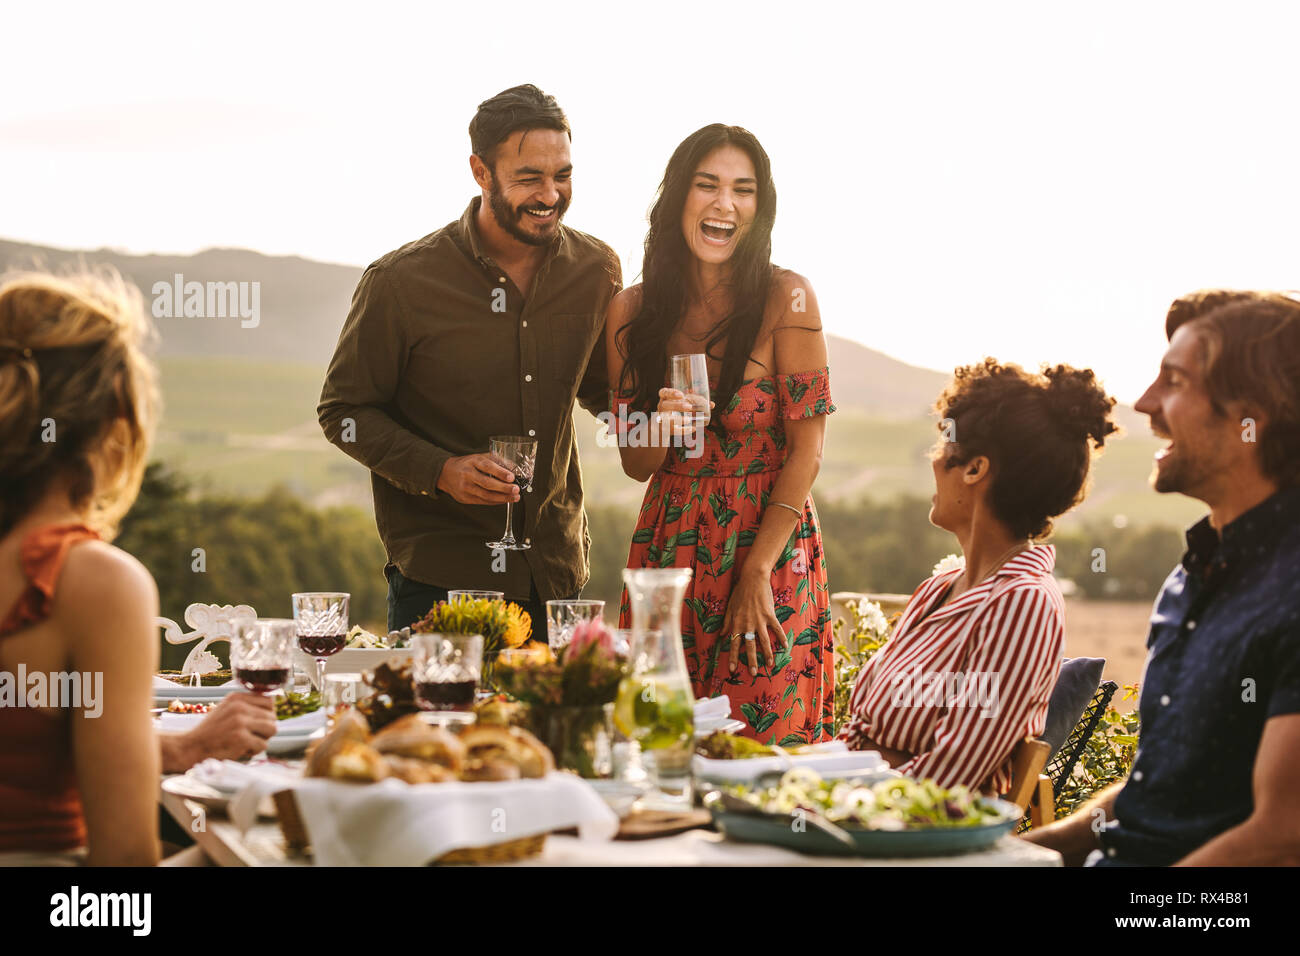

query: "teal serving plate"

left=705, top=794, right=1021, bottom=858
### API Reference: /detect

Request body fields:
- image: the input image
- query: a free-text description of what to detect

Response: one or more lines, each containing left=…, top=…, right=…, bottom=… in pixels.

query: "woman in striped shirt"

left=839, top=359, right=1118, bottom=793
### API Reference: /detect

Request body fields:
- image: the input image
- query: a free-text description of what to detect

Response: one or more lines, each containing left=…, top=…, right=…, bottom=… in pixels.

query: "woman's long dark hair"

left=617, top=125, right=777, bottom=418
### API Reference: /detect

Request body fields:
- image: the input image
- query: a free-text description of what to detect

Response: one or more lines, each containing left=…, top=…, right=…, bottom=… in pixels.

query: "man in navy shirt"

left=1026, top=289, right=1300, bottom=866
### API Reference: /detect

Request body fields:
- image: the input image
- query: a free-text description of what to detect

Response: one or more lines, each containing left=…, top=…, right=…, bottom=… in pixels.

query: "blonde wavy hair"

left=0, top=269, right=160, bottom=539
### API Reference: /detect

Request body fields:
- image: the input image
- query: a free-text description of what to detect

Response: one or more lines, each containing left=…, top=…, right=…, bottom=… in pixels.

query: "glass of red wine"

left=291, top=592, right=350, bottom=693
left=412, top=632, right=483, bottom=719
left=231, top=618, right=297, bottom=696
left=485, top=435, right=537, bottom=551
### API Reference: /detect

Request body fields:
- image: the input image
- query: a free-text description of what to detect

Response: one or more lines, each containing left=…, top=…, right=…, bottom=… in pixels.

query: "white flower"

left=852, top=600, right=890, bottom=639
left=932, top=553, right=965, bottom=576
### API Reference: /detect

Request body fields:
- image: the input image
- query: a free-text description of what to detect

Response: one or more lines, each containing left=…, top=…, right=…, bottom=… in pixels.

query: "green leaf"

left=701, top=614, right=726, bottom=634
left=740, top=702, right=760, bottom=726
left=746, top=459, right=766, bottom=475
left=782, top=706, right=794, bottom=720
left=777, top=733, right=806, bottom=747
left=631, top=527, right=654, bottom=544
left=775, top=604, right=795, bottom=624
left=755, top=712, right=779, bottom=733
left=676, top=528, right=698, bottom=546
left=795, top=578, right=808, bottom=596
left=664, top=506, right=683, bottom=523
left=717, top=530, right=739, bottom=575
left=782, top=682, right=796, bottom=701
left=793, top=627, right=818, bottom=646
left=695, top=544, right=713, bottom=565
left=738, top=529, right=757, bottom=548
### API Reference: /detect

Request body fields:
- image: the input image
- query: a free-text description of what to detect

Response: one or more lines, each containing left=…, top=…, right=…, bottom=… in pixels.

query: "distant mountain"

left=1, top=236, right=953, bottom=414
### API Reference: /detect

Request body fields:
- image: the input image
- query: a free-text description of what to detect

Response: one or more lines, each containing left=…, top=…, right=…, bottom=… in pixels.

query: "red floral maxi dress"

left=617, top=368, right=836, bottom=746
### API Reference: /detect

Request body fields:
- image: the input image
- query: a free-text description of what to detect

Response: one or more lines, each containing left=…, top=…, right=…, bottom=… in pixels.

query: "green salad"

left=727, top=769, right=1008, bottom=830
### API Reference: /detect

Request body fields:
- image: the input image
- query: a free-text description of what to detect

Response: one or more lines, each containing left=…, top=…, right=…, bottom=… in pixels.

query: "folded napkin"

left=191, top=759, right=303, bottom=826
left=694, top=695, right=732, bottom=722
left=154, top=675, right=184, bottom=689
left=262, top=773, right=620, bottom=866
left=694, top=742, right=888, bottom=784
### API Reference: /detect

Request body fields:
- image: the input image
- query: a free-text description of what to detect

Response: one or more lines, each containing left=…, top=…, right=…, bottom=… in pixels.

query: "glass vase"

left=615, top=568, right=695, bottom=809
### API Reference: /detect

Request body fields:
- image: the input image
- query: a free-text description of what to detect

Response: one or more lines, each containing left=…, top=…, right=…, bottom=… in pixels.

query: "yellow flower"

left=502, top=604, right=532, bottom=649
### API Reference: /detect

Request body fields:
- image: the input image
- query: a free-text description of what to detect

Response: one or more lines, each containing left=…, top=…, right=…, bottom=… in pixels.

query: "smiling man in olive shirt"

left=318, top=85, right=621, bottom=639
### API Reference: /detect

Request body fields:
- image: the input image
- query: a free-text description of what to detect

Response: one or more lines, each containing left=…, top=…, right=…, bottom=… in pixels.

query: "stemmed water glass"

left=291, top=592, right=350, bottom=692
left=231, top=618, right=297, bottom=696
left=485, top=435, right=537, bottom=551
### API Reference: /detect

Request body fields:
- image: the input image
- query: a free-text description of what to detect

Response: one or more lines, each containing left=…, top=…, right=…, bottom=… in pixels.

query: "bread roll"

left=372, top=722, right=467, bottom=770
left=460, top=757, right=521, bottom=782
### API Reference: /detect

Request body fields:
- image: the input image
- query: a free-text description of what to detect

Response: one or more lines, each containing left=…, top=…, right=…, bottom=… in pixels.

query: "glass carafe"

left=614, top=567, right=695, bottom=808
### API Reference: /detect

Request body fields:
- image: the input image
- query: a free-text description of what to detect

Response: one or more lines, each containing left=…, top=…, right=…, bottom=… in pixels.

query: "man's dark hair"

left=469, top=85, right=570, bottom=168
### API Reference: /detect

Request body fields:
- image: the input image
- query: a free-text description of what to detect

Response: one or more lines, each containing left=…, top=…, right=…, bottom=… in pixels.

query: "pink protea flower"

left=790, top=548, right=808, bottom=575
left=567, top=619, right=616, bottom=659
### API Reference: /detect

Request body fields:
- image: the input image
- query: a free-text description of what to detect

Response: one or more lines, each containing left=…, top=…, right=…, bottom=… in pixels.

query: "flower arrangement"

left=495, top=619, right=625, bottom=708
left=412, top=597, right=532, bottom=663
left=495, top=619, right=628, bottom=778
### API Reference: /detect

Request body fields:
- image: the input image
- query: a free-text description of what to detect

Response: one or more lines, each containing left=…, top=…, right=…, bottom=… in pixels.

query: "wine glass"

left=412, top=633, right=483, bottom=716
left=231, top=618, right=297, bottom=696
left=546, top=599, right=606, bottom=651
left=291, top=592, right=350, bottom=693
left=670, top=353, right=711, bottom=426
left=485, top=435, right=537, bottom=551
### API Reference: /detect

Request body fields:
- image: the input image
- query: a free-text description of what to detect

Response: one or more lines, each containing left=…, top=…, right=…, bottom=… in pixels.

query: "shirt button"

left=524, top=538, right=531, bottom=545
left=1160, top=695, right=1171, bottom=706
left=498, top=276, right=507, bottom=283
left=1132, top=770, right=1143, bottom=781
left=525, top=374, right=533, bottom=382
left=1107, top=848, right=1117, bottom=858
left=528, top=429, right=536, bottom=437
left=1186, top=620, right=1197, bottom=630
left=522, top=320, right=528, bottom=328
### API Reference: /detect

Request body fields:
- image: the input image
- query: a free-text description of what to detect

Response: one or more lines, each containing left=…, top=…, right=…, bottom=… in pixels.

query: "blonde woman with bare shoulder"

left=0, top=271, right=161, bottom=865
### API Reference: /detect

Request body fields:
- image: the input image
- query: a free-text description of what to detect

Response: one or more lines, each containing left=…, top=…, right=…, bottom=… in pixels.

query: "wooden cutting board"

left=616, top=808, right=714, bottom=840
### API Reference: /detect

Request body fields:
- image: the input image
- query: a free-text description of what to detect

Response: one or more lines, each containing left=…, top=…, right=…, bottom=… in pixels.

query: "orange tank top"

left=0, top=523, right=100, bottom=853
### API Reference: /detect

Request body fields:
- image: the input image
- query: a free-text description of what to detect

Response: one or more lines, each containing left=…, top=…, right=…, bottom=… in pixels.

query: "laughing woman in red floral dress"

left=606, top=125, right=836, bottom=745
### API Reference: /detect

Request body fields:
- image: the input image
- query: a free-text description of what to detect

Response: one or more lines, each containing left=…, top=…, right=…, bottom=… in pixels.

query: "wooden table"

left=159, top=782, right=1062, bottom=867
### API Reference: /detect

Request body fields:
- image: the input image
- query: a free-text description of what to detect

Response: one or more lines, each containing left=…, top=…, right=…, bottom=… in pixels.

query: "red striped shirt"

left=838, top=545, right=1065, bottom=793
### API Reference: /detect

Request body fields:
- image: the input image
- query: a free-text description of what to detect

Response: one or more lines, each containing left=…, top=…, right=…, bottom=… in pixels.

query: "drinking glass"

left=448, top=589, right=505, bottom=602
left=546, top=599, right=606, bottom=651
left=291, top=592, right=350, bottom=693
left=669, top=353, right=711, bottom=426
left=323, top=672, right=365, bottom=727
left=412, top=632, right=483, bottom=713
left=485, top=435, right=537, bottom=551
left=231, top=618, right=297, bottom=695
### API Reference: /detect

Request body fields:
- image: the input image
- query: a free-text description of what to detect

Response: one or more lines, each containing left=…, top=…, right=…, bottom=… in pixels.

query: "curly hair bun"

left=1041, top=364, right=1119, bottom=448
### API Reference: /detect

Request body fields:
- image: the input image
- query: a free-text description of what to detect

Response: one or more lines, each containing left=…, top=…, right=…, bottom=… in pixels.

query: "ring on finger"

left=744, top=632, right=756, bottom=643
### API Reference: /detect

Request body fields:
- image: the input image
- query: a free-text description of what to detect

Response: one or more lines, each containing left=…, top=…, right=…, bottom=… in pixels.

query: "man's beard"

left=487, top=180, right=567, bottom=247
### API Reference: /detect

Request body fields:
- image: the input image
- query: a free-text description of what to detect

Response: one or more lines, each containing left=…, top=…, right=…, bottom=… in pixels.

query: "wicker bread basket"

left=272, top=789, right=546, bottom=864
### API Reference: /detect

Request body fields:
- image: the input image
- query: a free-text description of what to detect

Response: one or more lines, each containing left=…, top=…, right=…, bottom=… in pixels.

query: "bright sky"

left=3, top=0, right=1297, bottom=403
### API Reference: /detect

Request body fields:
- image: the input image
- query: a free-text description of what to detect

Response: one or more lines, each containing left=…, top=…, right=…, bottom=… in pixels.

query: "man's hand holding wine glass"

left=436, top=453, right=522, bottom=505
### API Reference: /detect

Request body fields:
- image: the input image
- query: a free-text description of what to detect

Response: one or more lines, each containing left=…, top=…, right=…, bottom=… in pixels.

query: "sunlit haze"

left=3, top=0, right=1297, bottom=403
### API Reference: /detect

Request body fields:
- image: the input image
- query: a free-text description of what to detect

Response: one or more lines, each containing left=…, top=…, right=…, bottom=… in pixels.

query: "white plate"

left=694, top=747, right=887, bottom=786
left=695, top=718, right=745, bottom=737
left=266, top=727, right=324, bottom=756
left=153, top=683, right=239, bottom=702
left=584, top=779, right=644, bottom=819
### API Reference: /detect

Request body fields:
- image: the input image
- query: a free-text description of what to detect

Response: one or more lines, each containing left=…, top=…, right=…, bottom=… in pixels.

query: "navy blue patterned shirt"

left=1098, top=486, right=1300, bottom=866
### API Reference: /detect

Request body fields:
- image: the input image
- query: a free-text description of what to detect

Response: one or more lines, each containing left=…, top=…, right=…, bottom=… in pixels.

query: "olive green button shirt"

left=318, top=198, right=622, bottom=602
